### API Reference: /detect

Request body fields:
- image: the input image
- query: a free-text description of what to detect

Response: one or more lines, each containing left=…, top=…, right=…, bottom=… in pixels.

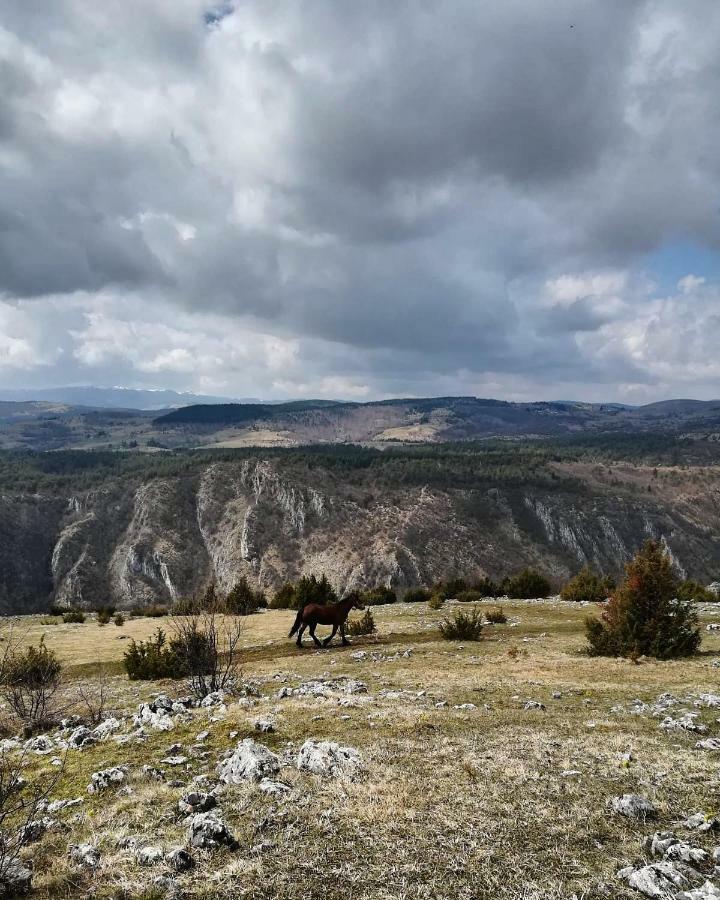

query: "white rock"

left=296, top=740, right=363, bottom=777
left=88, top=766, right=127, bottom=793
left=258, top=778, right=291, bottom=797
left=612, top=794, right=657, bottom=819
left=618, top=862, right=700, bottom=898
left=217, top=739, right=280, bottom=783
left=70, top=843, right=101, bottom=868
left=696, top=738, right=720, bottom=752
left=136, top=845, right=164, bottom=866
left=92, top=717, right=122, bottom=740
left=187, top=812, right=236, bottom=849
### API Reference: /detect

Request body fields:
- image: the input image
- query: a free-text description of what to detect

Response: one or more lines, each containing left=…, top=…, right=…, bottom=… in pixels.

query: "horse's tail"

left=288, top=607, right=304, bottom=638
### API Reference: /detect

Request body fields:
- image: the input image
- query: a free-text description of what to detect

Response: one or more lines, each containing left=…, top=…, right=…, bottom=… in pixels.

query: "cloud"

left=0, top=1, right=719, bottom=401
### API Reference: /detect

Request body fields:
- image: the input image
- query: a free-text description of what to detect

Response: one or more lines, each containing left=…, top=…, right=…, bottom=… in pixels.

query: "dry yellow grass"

left=3, top=599, right=720, bottom=899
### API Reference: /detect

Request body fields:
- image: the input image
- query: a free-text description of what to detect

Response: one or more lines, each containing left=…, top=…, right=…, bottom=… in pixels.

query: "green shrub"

left=172, top=597, right=202, bottom=616
left=470, top=576, right=500, bottom=597
left=502, top=569, right=551, bottom=599
left=295, top=574, right=337, bottom=608
left=561, top=567, right=614, bottom=603
left=0, top=638, right=62, bottom=727
left=428, top=594, right=446, bottom=610
left=585, top=540, right=701, bottom=660
left=457, top=589, right=482, bottom=603
left=123, top=629, right=187, bottom=680
left=347, top=609, right=376, bottom=636
left=113, top=613, right=125, bottom=627
left=676, top=580, right=715, bottom=603
left=269, top=583, right=296, bottom=609
left=403, top=587, right=431, bottom=603
left=439, top=610, right=484, bottom=641
left=361, top=586, right=397, bottom=605
left=134, top=604, right=168, bottom=618
left=96, top=608, right=112, bottom=626
left=485, top=606, right=507, bottom=624
left=433, top=578, right=467, bottom=600
left=224, top=577, right=265, bottom=615
left=62, top=609, right=85, bottom=624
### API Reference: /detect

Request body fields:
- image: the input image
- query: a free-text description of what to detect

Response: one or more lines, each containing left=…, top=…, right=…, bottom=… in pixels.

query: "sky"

left=1, top=1, right=719, bottom=404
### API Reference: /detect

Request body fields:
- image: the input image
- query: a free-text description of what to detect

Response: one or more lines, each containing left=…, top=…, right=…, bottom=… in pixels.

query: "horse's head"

left=346, top=591, right=365, bottom=611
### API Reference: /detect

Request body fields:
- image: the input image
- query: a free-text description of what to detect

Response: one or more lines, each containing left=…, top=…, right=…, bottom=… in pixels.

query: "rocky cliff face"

left=1, top=459, right=719, bottom=612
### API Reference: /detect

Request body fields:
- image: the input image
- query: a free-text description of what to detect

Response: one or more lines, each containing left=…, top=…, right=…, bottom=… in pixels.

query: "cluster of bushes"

left=269, top=575, right=337, bottom=610
left=123, top=613, right=243, bottom=698
left=560, top=567, right=615, bottom=603
left=62, top=609, right=85, bottom=624
left=173, top=578, right=267, bottom=617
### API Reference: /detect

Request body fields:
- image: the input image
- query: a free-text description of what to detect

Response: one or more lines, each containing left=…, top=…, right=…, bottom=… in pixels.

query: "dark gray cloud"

left=0, top=0, right=719, bottom=402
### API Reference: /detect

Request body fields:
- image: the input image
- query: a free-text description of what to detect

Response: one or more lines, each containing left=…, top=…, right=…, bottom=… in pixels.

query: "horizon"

left=4, top=383, right=720, bottom=411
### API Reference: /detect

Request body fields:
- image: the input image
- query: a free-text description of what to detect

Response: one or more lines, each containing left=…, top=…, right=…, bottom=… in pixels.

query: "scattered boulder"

left=647, top=831, right=708, bottom=865
left=67, top=726, right=96, bottom=750
left=683, top=813, right=719, bottom=833
left=140, top=765, right=165, bottom=782
left=187, top=812, right=237, bottom=850
left=161, top=756, right=188, bottom=767
left=217, top=739, right=280, bottom=784
left=178, top=792, right=216, bottom=815
left=611, top=794, right=657, bottom=820
left=660, top=713, right=707, bottom=734
left=254, top=719, right=275, bottom=733
left=136, top=845, right=164, bottom=866
left=296, top=740, right=363, bottom=777
left=258, top=779, right=291, bottom=798
left=92, top=717, right=122, bottom=740
left=200, top=691, right=226, bottom=708
left=19, top=817, right=57, bottom=843
left=167, top=847, right=194, bottom=872
left=618, top=861, right=702, bottom=898
left=695, top=739, right=720, bottom=752
left=134, top=704, right=175, bottom=732
left=70, top=843, right=101, bottom=868
left=45, top=797, right=83, bottom=813
left=0, top=860, right=32, bottom=896
left=88, top=766, right=127, bottom=794
left=524, top=700, right=546, bottom=711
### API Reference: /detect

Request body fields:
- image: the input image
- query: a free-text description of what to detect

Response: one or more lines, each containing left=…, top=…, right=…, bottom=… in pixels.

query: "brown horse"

left=288, top=593, right=365, bottom=648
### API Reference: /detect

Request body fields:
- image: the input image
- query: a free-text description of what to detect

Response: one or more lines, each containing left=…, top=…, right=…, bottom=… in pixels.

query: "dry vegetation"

left=2, top=599, right=720, bottom=899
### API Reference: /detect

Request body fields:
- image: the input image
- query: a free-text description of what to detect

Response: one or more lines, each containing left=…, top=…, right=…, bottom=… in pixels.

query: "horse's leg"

left=309, top=623, right=323, bottom=647
left=296, top=624, right=306, bottom=648
left=340, top=621, right=351, bottom=646
left=323, top=625, right=338, bottom=647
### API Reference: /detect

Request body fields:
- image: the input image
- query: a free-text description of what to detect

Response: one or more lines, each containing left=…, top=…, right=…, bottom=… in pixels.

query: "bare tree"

left=170, top=608, right=243, bottom=700
left=0, top=747, right=65, bottom=894
left=72, top=668, right=115, bottom=726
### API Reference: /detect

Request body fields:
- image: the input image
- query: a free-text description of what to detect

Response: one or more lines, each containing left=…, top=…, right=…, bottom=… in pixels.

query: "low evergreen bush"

left=561, top=567, right=614, bottom=603
left=439, top=610, right=484, bottom=641
left=347, top=609, right=376, bottom=636
left=502, top=569, right=551, bottom=599
left=62, top=610, right=85, bottom=624
left=403, top=587, right=431, bottom=603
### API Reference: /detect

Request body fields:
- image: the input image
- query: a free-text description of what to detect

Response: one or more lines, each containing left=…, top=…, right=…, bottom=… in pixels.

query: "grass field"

left=2, top=599, right=720, bottom=899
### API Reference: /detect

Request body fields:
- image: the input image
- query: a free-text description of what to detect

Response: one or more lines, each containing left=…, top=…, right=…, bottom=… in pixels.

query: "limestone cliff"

left=1, top=458, right=719, bottom=612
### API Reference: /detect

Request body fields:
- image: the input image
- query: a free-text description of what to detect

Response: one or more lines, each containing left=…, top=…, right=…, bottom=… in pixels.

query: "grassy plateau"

left=2, top=598, right=720, bottom=899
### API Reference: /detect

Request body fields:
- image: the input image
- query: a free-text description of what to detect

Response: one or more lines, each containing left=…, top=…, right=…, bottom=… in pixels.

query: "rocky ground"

left=2, top=599, right=720, bottom=898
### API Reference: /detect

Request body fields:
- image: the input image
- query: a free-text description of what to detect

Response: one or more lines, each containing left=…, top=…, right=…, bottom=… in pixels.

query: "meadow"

left=2, top=598, right=720, bottom=899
